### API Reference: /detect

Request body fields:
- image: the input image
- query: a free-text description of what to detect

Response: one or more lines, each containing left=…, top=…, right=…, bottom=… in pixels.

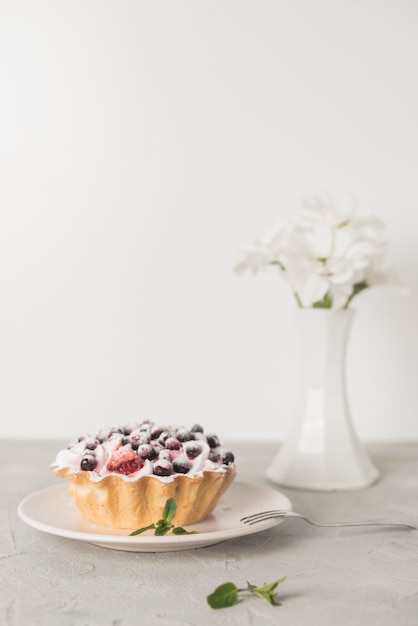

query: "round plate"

left=18, top=480, right=291, bottom=552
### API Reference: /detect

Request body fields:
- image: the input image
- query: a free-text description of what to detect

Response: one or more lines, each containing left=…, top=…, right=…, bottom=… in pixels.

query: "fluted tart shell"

left=52, top=465, right=236, bottom=529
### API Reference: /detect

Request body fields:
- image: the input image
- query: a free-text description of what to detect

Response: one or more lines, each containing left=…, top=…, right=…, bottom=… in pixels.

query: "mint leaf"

left=207, top=583, right=239, bottom=609
left=154, top=524, right=170, bottom=536
left=173, top=524, right=199, bottom=535
left=129, top=523, right=156, bottom=536
left=207, top=578, right=286, bottom=609
left=162, top=497, right=177, bottom=523
left=253, top=577, right=286, bottom=606
left=129, top=498, right=199, bottom=536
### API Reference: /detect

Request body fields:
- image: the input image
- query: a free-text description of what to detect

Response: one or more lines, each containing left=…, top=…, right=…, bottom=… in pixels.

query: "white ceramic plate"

left=18, top=480, right=291, bottom=552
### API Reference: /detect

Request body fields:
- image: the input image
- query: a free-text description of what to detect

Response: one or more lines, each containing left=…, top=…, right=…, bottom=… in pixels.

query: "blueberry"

left=206, top=434, right=220, bottom=448
left=158, top=431, right=170, bottom=445
left=191, top=424, right=204, bottom=433
left=173, top=456, right=192, bottom=474
left=80, top=455, right=97, bottom=471
left=150, top=427, right=164, bottom=440
left=137, top=444, right=158, bottom=460
left=165, top=437, right=181, bottom=450
left=131, top=440, right=140, bottom=451
left=121, top=436, right=131, bottom=446
left=85, top=439, right=97, bottom=450
left=221, top=451, right=235, bottom=465
left=176, top=429, right=194, bottom=442
left=153, top=459, right=173, bottom=476
left=184, top=442, right=203, bottom=459
left=159, top=449, right=171, bottom=461
left=132, top=433, right=150, bottom=446
left=209, top=450, right=220, bottom=463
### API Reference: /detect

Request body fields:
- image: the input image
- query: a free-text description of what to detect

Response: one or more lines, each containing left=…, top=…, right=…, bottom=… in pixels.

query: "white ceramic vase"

left=266, top=308, right=379, bottom=491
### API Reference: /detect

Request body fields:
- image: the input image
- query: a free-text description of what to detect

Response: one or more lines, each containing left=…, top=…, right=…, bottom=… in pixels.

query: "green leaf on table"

left=207, top=577, right=286, bottom=609
left=207, top=582, right=239, bottom=609
left=253, top=577, right=287, bottom=606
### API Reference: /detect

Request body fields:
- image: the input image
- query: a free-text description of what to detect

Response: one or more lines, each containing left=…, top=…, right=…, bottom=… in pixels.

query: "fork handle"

left=285, top=511, right=416, bottom=530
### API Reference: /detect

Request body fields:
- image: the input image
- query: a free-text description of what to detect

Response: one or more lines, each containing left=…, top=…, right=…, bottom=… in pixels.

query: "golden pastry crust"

left=53, top=464, right=236, bottom=529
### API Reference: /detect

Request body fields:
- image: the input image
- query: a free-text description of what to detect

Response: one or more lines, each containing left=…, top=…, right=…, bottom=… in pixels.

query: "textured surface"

left=2, top=440, right=418, bottom=625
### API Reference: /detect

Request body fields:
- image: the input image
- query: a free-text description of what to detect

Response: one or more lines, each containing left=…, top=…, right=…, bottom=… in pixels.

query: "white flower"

left=235, top=194, right=398, bottom=309
left=235, top=220, right=290, bottom=274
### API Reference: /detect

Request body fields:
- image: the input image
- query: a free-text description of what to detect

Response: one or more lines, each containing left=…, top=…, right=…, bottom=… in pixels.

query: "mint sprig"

left=129, top=497, right=198, bottom=536
left=207, top=583, right=239, bottom=609
left=207, top=577, right=286, bottom=609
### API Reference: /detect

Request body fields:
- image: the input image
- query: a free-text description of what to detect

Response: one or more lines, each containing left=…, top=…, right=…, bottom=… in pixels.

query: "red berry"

left=107, top=449, right=144, bottom=475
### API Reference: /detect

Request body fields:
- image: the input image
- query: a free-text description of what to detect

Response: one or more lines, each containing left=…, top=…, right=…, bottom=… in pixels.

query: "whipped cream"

left=52, top=420, right=235, bottom=482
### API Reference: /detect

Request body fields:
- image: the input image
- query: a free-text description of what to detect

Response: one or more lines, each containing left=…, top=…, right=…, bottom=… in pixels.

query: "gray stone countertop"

left=1, top=440, right=418, bottom=626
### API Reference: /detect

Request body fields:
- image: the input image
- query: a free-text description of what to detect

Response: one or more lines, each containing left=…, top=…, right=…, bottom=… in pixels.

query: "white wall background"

left=1, top=0, right=417, bottom=442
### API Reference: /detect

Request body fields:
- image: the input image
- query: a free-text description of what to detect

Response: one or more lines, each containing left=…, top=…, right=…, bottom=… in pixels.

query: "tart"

left=51, top=420, right=236, bottom=529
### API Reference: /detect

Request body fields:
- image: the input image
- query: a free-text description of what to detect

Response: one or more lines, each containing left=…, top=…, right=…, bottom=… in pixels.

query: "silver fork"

left=241, top=510, right=417, bottom=530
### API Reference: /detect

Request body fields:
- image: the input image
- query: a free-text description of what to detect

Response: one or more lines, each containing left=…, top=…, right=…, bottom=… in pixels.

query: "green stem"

left=343, top=281, right=369, bottom=309
left=271, top=260, right=286, bottom=271
left=294, top=292, right=303, bottom=308
left=312, top=291, right=333, bottom=308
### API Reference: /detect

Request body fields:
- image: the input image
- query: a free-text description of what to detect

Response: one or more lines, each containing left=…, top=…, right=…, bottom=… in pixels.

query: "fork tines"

left=240, top=510, right=287, bottom=525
